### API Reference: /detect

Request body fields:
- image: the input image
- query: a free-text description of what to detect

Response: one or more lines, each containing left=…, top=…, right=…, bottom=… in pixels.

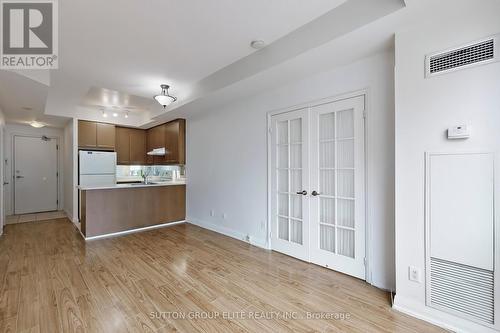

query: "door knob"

left=296, top=190, right=307, bottom=195
left=311, top=191, right=320, bottom=196
left=15, top=175, right=24, bottom=179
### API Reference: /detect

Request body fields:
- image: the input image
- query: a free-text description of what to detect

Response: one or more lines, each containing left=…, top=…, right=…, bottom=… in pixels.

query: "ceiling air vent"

left=426, top=35, right=499, bottom=77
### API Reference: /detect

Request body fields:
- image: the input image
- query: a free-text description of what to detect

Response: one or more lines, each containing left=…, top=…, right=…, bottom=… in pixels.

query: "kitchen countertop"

left=78, top=179, right=186, bottom=191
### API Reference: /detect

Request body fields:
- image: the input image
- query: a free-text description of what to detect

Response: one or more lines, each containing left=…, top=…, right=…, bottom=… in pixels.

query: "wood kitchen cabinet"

left=129, top=129, right=147, bottom=164
left=96, top=123, right=115, bottom=149
left=164, top=119, right=185, bottom=164
left=78, top=120, right=97, bottom=148
left=82, top=118, right=185, bottom=164
left=115, top=127, right=130, bottom=164
left=78, top=120, right=115, bottom=150
left=146, top=119, right=185, bottom=165
left=115, top=127, right=147, bottom=165
left=146, top=124, right=165, bottom=164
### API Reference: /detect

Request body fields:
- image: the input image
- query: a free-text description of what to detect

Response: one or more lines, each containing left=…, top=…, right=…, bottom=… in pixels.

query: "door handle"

left=15, top=175, right=24, bottom=179
left=311, top=191, right=320, bottom=196
left=3, top=182, right=8, bottom=185
left=296, top=190, right=307, bottom=195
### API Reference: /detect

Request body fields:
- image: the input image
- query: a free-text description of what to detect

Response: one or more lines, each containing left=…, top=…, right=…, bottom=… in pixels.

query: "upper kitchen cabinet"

left=146, top=119, right=186, bottom=165
left=129, top=129, right=147, bottom=164
left=164, top=119, right=185, bottom=164
left=96, top=123, right=116, bottom=149
left=78, top=120, right=97, bottom=148
left=116, top=127, right=147, bottom=165
left=146, top=124, right=165, bottom=164
left=115, top=127, right=131, bottom=164
left=78, top=120, right=116, bottom=150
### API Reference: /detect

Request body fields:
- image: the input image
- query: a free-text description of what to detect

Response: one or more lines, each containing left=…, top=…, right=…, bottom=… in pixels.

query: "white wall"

left=3, top=124, right=64, bottom=216
left=63, top=120, right=75, bottom=221
left=393, top=2, right=500, bottom=332
left=187, top=51, right=395, bottom=290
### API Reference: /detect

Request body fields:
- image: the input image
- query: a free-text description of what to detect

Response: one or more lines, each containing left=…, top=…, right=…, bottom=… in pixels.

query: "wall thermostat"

left=447, top=125, right=470, bottom=139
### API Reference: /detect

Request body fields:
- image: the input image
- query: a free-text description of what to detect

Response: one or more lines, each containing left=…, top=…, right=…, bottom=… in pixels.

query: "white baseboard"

left=187, top=216, right=268, bottom=249
left=64, top=209, right=78, bottom=224
left=393, top=295, right=497, bottom=333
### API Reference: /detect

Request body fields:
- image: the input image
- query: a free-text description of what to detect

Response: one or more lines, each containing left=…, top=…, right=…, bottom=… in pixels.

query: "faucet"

left=141, top=169, right=151, bottom=184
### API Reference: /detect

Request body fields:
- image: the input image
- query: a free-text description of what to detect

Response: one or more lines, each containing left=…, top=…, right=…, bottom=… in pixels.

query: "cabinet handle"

left=296, top=190, right=307, bottom=195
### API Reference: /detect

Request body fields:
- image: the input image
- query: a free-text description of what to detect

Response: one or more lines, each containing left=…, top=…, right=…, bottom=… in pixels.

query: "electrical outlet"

left=210, top=210, right=215, bottom=217
left=409, top=266, right=421, bottom=283
left=222, top=213, right=227, bottom=220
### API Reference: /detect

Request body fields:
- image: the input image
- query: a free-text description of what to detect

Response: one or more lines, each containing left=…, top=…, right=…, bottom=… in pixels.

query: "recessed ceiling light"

left=102, top=111, right=108, bottom=118
left=112, top=112, right=118, bottom=117
left=30, top=121, right=45, bottom=128
left=250, top=40, right=266, bottom=50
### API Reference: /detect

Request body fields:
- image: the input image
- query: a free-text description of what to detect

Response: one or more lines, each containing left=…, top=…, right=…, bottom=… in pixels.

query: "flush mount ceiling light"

left=30, top=121, right=45, bottom=128
left=154, top=84, right=177, bottom=108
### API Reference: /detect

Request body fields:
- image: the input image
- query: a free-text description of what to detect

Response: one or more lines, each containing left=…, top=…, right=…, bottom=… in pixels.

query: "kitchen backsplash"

left=116, top=165, right=185, bottom=182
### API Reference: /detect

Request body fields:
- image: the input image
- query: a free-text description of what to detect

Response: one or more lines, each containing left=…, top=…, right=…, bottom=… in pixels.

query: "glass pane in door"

left=320, top=225, right=335, bottom=252
left=317, top=108, right=356, bottom=258
left=335, top=109, right=355, bottom=258
left=279, top=217, right=289, bottom=241
left=337, top=228, right=355, bottom=258
left=276, top=118, right=303, bottom=245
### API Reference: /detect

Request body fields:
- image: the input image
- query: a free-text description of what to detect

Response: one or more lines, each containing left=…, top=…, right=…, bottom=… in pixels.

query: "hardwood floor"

left=0, top=219, right=445, bottom=333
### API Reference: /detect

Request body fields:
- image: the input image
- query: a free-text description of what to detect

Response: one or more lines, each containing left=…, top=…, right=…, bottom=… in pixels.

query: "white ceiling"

left=0, top=70, right=69, bottom=127
left=0, top=0, right=414, bottom=128
left=59, top=0, right=347, bottom=95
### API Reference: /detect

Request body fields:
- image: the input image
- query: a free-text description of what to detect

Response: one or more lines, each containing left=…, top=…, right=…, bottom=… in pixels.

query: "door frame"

left=266, top=89, right=372, bottom=283
left=12, top=134, right=61, bottom=214
left=0, top=125, right=4, bottom=234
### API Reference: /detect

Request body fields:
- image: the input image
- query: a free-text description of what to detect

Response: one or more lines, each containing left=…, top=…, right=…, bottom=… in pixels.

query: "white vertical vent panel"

left=426, top=35, right=499, bottom=77
left=426, top=152, right=495, bottom=326
left=430, top=257, right=494, bottom=324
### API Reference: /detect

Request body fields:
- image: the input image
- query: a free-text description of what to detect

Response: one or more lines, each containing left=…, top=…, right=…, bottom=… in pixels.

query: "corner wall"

left=187, top=51, right=396, bottom=290
left=63, top=120, right=74, bottom=221
left=393, top=1, right=500, bottom=332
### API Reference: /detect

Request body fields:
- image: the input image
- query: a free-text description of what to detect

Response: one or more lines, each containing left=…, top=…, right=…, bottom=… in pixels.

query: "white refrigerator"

left=79, top=151, right=116, bottom=187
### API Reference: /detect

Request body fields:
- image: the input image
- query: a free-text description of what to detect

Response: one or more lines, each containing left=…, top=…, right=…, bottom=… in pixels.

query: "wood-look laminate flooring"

left=0, top=219, right=445, bottom=332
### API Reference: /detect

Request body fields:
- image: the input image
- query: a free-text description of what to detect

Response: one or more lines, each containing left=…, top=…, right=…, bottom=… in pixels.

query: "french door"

left=270, top=96, right=365, bottom=279
left=270, top=108, right=310, bottom=261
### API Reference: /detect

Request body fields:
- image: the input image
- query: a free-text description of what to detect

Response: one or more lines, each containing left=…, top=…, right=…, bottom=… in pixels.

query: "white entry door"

left=270, top=108, right=310, bottom=261
left=14, top=136, right=58, bottom=214
left=270, top=96, right=365, bottom=280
